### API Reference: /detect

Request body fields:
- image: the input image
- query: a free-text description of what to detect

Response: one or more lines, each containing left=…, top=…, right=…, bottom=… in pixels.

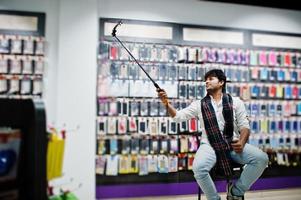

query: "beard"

left=206, top=86, right=223, bottom=95
left=206, top=87, right=217, bottom=93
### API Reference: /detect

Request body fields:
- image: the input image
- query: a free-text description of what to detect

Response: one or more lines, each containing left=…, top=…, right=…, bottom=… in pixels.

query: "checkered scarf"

left=201, top=93, right=234, bottom=177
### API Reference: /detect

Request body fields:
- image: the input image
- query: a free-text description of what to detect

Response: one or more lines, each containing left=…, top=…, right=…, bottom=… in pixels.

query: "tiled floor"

left=106, top=188, right=301, bottom=200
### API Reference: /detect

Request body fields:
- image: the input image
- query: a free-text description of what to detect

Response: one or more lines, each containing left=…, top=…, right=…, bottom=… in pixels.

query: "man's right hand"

left=157, top=88, right=169, bottom=106
left=156, top=88, right=177, bottom=117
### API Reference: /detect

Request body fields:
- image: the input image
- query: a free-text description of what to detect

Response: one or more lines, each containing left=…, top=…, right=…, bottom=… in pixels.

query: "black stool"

left=197, top=162, right=244, bottom=200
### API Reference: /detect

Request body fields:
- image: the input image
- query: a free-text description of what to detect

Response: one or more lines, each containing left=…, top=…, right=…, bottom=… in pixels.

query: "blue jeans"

left=192, top=142, right=269, bottom=200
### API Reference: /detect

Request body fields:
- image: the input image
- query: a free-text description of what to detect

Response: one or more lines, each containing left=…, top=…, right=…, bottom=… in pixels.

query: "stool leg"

left=226, top=179, right=233, bottom=200
left=198, top=186, right=201, bottom=200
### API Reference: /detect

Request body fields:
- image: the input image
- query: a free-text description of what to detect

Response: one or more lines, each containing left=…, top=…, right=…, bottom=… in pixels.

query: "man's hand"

left=157, top=88, right=169, bottom=106
left=231, top=139, right=245, bottom=153
left=156, top=88, right=177, bottom=117
left=231, top=128, right=250, bottom=153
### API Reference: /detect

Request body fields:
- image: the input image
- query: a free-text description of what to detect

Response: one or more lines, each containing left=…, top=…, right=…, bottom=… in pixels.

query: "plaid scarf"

left=201, top=93, right=234, bottom=177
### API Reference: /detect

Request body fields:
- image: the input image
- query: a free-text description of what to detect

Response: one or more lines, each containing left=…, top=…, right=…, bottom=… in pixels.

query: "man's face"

left=205, top=76, right=224, bottom=92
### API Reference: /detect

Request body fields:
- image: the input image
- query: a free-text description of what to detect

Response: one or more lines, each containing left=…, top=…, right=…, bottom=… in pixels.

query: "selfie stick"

left=111, top=20, right=162, bottom=91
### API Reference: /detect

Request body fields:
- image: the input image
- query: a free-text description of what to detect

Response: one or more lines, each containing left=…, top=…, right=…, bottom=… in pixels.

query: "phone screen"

left=139, top=121, right=146, bottom=133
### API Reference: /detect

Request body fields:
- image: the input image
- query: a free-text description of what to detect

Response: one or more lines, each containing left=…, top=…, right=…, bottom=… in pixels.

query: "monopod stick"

left=111, top=20, right=162, bottom=91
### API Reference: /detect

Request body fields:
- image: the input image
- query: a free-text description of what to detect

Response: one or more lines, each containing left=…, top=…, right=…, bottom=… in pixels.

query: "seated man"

left=157, top=69, right=268, bottom=200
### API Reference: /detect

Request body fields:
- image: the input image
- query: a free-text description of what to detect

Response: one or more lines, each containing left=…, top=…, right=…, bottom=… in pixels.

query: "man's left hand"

left=231, top=140, right=245, bottom=153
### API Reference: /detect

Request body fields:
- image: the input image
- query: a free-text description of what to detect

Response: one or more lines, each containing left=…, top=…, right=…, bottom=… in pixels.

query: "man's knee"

left=192, top=161, right=210, bottom=179
left=257, top=151, right=269, bottom=167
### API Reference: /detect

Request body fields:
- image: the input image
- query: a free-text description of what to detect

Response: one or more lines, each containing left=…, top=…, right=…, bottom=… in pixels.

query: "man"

left=157, top=69, right=268, bottom=200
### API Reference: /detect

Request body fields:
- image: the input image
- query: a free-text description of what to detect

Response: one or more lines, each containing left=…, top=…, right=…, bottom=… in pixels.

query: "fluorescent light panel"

left=183, top=28, right=244, bottom=45
left=0, top=14, right=38, bottom=31
left=104, top=22, right=173, bottom=40
left=253, top=33, right=301, bottom=49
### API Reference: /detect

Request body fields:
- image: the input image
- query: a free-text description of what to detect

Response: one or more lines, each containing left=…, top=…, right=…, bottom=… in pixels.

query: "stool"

left=197, top=162, right=244, bottom=200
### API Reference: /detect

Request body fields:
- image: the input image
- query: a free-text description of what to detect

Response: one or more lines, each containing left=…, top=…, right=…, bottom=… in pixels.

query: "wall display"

left=0, top=11, right=47, bottom=200
left=96, top=18, right=301, bottom=186
left=0, top=11, right=46, bottom=99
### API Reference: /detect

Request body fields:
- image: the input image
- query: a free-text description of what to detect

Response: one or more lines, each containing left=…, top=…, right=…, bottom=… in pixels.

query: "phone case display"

left=0, top=34, right=45, bottom=99
left=97, top=40, right=207, bottom=185
left=246, top=50, right=301, bottom=169
left=96, top=20, right=301, bottom=185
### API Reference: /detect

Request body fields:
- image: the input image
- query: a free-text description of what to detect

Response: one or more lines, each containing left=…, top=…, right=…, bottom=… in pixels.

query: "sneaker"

left=226, top=182, right=244, bottom=200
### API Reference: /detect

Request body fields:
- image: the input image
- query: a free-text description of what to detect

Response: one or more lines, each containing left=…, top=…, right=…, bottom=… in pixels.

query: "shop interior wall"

left=55, top=1, right=97, bottom=200
left=1, top=0, right=301, bottom=200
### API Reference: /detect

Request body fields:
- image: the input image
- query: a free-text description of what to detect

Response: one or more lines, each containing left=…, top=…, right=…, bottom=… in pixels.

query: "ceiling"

left=202, top=0, right=301, bottom=11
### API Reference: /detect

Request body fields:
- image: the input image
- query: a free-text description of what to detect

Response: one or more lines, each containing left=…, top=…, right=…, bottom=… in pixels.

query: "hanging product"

left=47, top=128, right=65, bottom=181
